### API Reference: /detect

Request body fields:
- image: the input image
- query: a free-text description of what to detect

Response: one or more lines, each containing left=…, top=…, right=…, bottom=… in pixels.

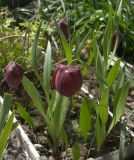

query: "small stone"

left=34, top=144, right=44, bottom=152
left=127, top=96, right=133, bottom=102
left=130, top=102, right=134, bottom=108
left=40, top=156, right=48, bottom=160
left=130, top=90, right=134, bottom=96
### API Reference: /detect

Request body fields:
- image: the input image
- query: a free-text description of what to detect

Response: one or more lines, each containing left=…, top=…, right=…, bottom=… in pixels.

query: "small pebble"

left=34, top=144, right=44, bottom=152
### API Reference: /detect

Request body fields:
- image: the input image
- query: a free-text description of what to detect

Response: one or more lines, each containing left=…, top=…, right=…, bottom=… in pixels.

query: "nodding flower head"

left=51, top=64, right=83, bottom=97
left=4, top=61, right=24, bottom=89
left=58, top=19, right=69, bottom=38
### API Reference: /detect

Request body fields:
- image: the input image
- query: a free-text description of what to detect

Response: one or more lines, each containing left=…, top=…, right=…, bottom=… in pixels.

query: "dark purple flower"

left=52, top=65, right=82, bottom=97
left=111, top=30, right=123, bottom=50
left=4, top=61, right=24, bottom=88
left=58, top=19, right=69, bottom=38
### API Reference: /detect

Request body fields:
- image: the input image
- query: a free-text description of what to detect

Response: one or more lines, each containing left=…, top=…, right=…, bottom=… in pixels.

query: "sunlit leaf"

left=79, top=99, right=91, bottom=139
left=99, top=87, right=109, bottom=126
left=106, top=59, right=120, bottom=88
left=43, top=41, right=52, bottom=95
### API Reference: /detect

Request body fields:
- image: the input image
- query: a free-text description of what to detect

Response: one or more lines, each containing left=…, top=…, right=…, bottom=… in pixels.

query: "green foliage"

left=22, top=76, right=48, bottom=123
left=16, top=103, right=34, bottom=128
left=108, top=81, right=130, bottom=134
left=0, top=0, right=133, bottom=158
left=79, top=99, right=91, bottom=140
left=95, top=107, right=103, bottom=149
left=31, top=22, right=42, bottom=72
left=0, top=112, right=14, bottom=160
left=52, top=92, right=69, bottom=140
left=106, top=59, right=121, bottom=88
left=0, top=94, right=12, bottom=133
left=43, top=40, right=52, bottom=102
left=0, top=94, right=14, bottom=159
left=72, top=142, right=80, bottom=160
left=58, top=24, right=72, bottom=64
left=103, top=18, right=113, bottom=69
left=22, top=27, right=70, bottom=156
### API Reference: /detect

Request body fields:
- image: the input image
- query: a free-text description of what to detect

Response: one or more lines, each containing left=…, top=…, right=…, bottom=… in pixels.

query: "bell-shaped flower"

left=4, top=61, right=24, bottom=88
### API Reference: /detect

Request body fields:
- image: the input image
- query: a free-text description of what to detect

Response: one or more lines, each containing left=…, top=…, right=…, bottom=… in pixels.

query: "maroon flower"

left=4, top=61, right=24, bottom=88
left=58, top=19, right=69, bottom=38
left=52, top=65, right=83, bottom=97
left=111, top=30, right=123, bottom=50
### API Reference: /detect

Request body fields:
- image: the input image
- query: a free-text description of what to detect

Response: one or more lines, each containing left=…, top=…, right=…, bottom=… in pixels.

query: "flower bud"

left=111, top=30, right=123, bottom=50
left=58, top=19, right=69, bottom=38
left=4, top=61, right=24, bottom=88
left=52, top=65, right=82, bottom=97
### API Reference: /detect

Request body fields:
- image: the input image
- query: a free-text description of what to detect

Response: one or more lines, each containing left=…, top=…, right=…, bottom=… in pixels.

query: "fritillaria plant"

left=21, top=23, right=83, bottom=159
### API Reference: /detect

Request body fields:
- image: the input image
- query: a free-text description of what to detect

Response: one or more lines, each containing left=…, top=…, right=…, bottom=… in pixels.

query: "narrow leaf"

left=76, top=29, right=91, bottom=59
left=82, top=51, right=94, bottom=75
left=99, top=87, right=109, bottom=126
left=106, top=59, right=120, bottom=88
left=119, top=123, right=126, bottom=160
left=0, top=93, right=12, bottom=133
left=32, top=22, right=42, bottom=71
left=53, top=92, right=69, bottom=138
left=59, top=0, right=65, bottom=13
left=108, top=81, right=130, bottom=134
left=93, top=37, right=104, bottom=79
left=117, top=0, right=123, bottom=17
left=95, top=114, right=102, bottom=149
left=103, top=18, right=113, bottom=69
left=93, top=36, right=106, bottom=90
left=43, top=41, right=52, bottom=94
left=79, top=99, right=91, bottom=139
left=22, top=76, right=49, bottom=124
left=0, top=112, right=14, bottom=159
left=72, top=142, right=80, bottom=160
left=16, top=103, right=34, bottom=128
left=57, top=23, right=72, bottom=63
